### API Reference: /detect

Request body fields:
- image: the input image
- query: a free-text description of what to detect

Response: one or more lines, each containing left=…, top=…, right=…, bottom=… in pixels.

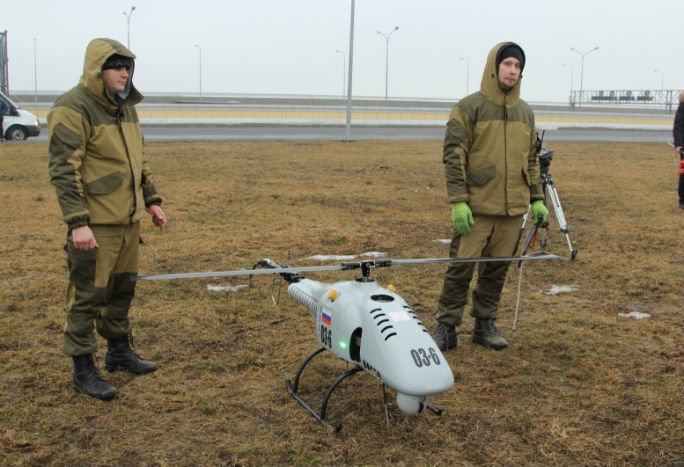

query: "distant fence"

left=570, top=89, right=680, bottom=111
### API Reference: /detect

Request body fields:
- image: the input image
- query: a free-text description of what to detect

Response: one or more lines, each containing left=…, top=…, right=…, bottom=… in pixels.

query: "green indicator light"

left=338, top=341, right=348, bottom=350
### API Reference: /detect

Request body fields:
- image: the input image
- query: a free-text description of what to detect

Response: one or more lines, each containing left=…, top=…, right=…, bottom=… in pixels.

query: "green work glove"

left=451, top=202, right=474, bottom=235
left=531, top=200, right=549, bottom=224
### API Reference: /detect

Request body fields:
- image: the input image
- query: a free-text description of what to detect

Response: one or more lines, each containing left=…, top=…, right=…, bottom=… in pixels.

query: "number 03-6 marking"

left=410, top=347, right=440, bottom=367
left=319, top=325, right=332, bottom=348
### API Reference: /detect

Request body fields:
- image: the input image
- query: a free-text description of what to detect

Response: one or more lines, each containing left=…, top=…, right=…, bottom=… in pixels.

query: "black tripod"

left=534, top=145, right=578, bottom=260
left=512, top=142, right=577, bottom=332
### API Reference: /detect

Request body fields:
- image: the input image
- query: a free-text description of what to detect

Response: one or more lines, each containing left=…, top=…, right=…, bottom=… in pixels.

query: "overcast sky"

left=4, top=0, right=683, bottom=103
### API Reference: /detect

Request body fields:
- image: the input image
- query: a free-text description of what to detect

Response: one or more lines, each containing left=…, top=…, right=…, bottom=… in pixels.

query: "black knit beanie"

left=102, top=54, right=133, bottom=70
left=497, top=44, right=525, bottom=71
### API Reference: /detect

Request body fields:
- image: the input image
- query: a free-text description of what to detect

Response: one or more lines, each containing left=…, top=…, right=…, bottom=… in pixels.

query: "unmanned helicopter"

left=139, top=253, right=558, bottom=431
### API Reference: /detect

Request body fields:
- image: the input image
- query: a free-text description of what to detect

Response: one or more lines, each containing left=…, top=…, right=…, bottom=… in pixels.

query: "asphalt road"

left=28, top=125, right=671, bottom=143
left=15, top=92, right=676, bottom=144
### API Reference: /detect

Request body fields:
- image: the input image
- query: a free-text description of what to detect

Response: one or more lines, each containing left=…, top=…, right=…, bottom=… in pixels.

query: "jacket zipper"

left=119, top=110, right=137, bottom=222
left=503, top=97, right=509, bottom=215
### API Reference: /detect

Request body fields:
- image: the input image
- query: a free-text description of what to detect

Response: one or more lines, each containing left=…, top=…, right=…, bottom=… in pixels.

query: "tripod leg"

left=512, top=261, right=524, bottom=334
left=513, top=208, right=545, bottom=334
left=545, top=181, right=578, bottom=260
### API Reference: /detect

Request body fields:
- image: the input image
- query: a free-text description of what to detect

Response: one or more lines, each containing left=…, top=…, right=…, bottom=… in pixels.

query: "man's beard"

left=498, top=81, right=514, bottom=93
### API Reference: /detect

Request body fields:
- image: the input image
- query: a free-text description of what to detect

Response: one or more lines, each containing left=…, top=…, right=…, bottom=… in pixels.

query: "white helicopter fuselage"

left=287, top=278, right=454, bottom=403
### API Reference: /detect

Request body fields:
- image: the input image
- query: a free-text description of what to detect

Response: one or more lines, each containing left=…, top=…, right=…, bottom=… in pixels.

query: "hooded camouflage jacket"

left=48, top=38, right=161, bottom=229
left=443, top=42, right=543, bottom=217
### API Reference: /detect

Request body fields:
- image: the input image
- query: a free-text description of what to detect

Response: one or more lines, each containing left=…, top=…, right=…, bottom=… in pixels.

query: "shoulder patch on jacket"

left=49, top=122, right=83, bottom=158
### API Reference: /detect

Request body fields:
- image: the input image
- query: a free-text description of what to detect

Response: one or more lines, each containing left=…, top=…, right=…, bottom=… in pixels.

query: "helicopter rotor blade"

left=137, top=264, right=346, bottom=281
left=382, top=251, right=559, bottom=267
left=137, top=252, right=560, bottom=282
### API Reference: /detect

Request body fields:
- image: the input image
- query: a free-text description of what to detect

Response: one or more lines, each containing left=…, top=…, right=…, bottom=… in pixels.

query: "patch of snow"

left=546, top=285, right=578, bottom=295
left=360, top=251, right=387, bottom=258
left=618, top=311, right=651, bottom=320
left=435, top=239, right=451, bottom=244
left=306, top=254, right=358, bottom=261
left=207, top=284, right=248, bottom=293
left=305, top=251, right=387, bottom=261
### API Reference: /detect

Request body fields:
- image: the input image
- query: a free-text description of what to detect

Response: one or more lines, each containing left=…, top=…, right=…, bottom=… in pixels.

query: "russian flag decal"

left=321, top=310, right=332, bottom=326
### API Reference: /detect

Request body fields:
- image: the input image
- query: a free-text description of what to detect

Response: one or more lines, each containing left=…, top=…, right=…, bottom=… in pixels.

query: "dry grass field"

left=1, top=138, right=682, bottom=466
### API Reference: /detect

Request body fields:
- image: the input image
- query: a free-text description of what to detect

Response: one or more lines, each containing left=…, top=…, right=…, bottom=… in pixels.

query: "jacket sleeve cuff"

left=67, top=216, right=90, bottom=230
left=145, top=198, right=162, bottom=207
left=447, top=194, right=469, bottom=204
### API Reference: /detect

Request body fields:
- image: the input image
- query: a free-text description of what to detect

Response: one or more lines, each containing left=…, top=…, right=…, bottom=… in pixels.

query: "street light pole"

left=459, top=56, right=469, bottom=95
left=33, top=38, right=37, bottom=104
left=123, top=6, right=136, bottom=49
left=194, top=44, right=202, bottom=102
left=376, top=26, right=399, bottom=101
left=562, top=63, right=573, bottom=104
left=335, top=49, right=346, bottom=99
left=653, top=69, right=664, bottom=91
left=569, top=46, right=599, bottom=107
left=345, top=0, right=355, bottom=141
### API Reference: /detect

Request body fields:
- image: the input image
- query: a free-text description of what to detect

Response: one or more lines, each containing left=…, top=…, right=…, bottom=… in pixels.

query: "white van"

left=0, top=91, right=41, bottom=140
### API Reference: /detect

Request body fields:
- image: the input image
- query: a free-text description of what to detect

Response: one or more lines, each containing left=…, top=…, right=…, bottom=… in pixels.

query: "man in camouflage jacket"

left=48, top=38, right=168, bottom=400
left=432, top=42, right=548, bottom=352
left=672, top=92, right=684, bottom=209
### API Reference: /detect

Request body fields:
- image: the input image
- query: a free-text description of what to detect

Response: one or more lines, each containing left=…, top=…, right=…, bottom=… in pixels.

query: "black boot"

left=105, top=336, right=157, bottom=374
left=72, top=354, right=118, bottom=400
left=432, top=321, right=458, bottom=351
left=472, top=318, right=508, bottom=350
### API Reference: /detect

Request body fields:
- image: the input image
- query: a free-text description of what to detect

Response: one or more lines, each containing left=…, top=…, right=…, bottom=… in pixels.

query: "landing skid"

left=425, top=401, right=445, bottom=415
left=286, top=346, right=362, bottom=432
left=286, top=346, right=446, bottom=431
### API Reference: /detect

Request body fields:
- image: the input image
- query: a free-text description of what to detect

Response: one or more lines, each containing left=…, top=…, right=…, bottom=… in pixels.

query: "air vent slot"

left=370, top=308, right=399, bottom=340
left=371, top=294, right=394, bottom=302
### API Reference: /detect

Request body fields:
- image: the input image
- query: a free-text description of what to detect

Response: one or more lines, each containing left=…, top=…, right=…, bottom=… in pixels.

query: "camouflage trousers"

left=63, top=222, right=140, bottom=356
left=435, top=214, right=523, bottom=327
